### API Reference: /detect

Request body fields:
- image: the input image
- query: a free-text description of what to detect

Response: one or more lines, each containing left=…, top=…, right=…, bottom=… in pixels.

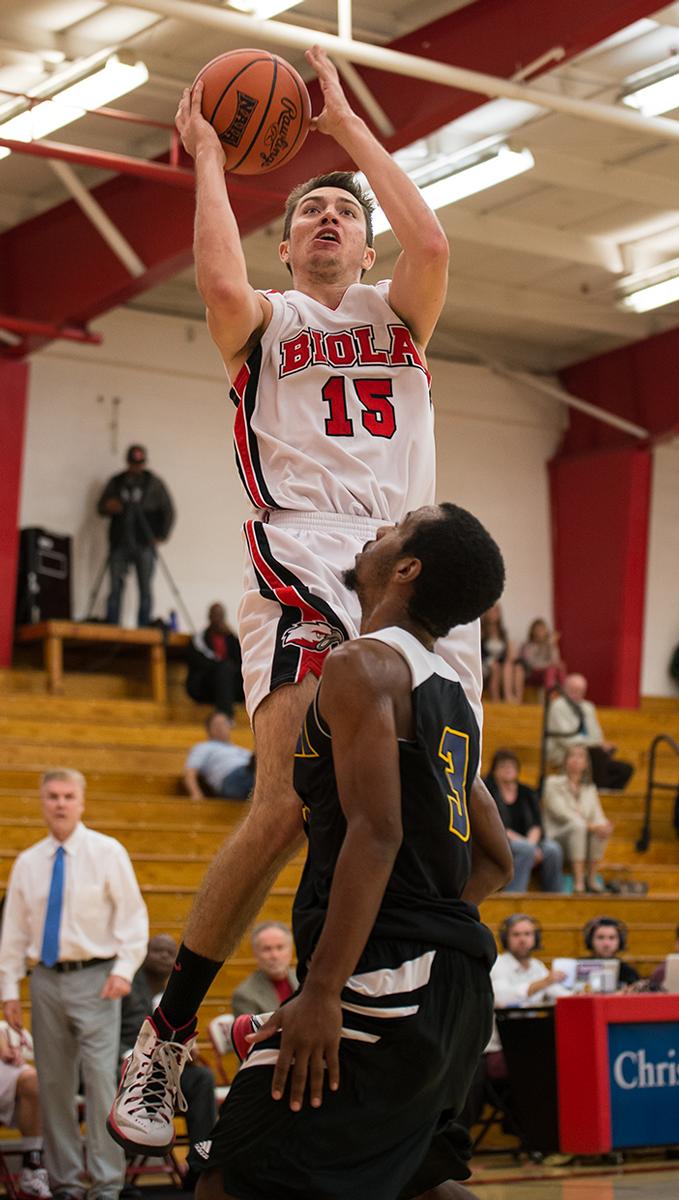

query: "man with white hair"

left=546, top=673, right=634, bottom=790
left=231, top=923, right=298, bottom=1017
left=0, top=770, right=148, bottom=1200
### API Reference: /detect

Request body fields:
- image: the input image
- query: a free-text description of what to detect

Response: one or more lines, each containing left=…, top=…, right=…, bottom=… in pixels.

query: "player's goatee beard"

left=342, top=566, right=358, bottom=592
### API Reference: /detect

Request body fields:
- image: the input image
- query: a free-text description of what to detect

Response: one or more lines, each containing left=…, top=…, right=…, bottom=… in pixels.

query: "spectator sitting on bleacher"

left=480, top=604, right=519, bottom=703
left=515, top=618, right=565, bottom=703
left=231, top=923, right=297, bottom=1017
left=183, top=713, right=254, bottom=801
left=650, top=924, right=679, bottom=991
left=185, top=603, right=244, bottom=718
left=542, top=745, right=613, bottom=894
left=483, top=750, right=563, bottom=893
left=582, top=917, right=640, bottom=988
left=546, top=673, right=634, bottom=791
left=120, top=935, right=216, bottom=1149
left=0, top=1021, right=50, bottom=1199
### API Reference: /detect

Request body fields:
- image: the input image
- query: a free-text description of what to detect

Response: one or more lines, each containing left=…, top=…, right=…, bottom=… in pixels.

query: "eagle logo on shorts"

left=282, top=620, right=344, bottom=653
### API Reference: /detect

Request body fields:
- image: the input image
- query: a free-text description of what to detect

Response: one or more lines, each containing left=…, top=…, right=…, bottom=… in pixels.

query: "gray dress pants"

left=30, top=962, right=125, bottom=1200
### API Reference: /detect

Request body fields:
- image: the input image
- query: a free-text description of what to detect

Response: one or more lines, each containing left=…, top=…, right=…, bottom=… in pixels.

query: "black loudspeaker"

left=15, top=527, right=72, bottom=625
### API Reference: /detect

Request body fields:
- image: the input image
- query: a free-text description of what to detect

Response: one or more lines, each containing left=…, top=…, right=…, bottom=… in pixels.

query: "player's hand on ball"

left=175, top=81, right=224, bottom=163
left=247, top=990, right=342, bottom=1110
left=306, top=45, right=355, bottom=138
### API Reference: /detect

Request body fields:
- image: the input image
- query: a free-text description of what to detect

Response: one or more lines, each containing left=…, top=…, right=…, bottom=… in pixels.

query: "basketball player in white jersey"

left=109, top=46, right=510, bottom=1154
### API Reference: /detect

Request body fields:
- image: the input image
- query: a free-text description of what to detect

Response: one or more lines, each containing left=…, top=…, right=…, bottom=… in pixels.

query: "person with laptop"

left=581, top=916, right=640, bottom=988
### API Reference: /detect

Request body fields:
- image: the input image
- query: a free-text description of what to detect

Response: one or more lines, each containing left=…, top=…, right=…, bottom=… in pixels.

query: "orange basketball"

left=193, top=48, right=312, bottom=175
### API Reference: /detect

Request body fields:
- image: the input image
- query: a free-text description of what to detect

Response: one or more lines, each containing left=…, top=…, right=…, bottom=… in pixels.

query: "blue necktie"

left=41, top=846, right=66, bottom=967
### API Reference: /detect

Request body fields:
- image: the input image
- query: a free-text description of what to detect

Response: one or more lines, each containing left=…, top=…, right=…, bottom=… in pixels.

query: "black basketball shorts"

left=189, top=939, right=492, bottom=1200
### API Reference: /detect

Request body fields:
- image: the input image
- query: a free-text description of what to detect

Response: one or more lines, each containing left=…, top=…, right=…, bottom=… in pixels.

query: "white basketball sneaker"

left=17, top=1168, right=51, bottom=1200
left=106, top=1017, right=194, bottom=1153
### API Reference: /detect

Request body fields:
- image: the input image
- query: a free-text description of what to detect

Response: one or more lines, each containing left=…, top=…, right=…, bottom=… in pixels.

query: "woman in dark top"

left=484, top=749, right=563, bottom=893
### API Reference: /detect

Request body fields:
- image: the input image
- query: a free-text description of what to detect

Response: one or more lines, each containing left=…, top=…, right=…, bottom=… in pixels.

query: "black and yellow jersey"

left=292, top=626, right=496, bottom=975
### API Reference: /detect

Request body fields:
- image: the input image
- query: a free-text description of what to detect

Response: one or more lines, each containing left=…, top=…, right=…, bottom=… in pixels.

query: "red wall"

left=549, top=444, right=651, bottom=707
left=0, top=361, right=28, bottom=666
left=560, top=325, right=679, bottom=455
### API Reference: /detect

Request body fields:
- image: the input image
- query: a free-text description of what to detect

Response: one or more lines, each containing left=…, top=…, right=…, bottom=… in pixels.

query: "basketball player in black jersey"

left=191, top=502, right=511, bottom=1200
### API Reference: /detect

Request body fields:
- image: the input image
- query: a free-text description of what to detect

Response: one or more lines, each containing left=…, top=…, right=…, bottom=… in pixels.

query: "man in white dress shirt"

left=0, top=770, right=148, bottom=1200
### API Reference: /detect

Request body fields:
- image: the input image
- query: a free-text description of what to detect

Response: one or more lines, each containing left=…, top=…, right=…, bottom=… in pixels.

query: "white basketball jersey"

left=230, top=280, right=436, bottom=521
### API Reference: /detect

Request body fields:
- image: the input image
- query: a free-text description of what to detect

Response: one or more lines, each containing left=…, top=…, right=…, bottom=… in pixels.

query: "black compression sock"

left=155, top=942, right=223, bottom=1032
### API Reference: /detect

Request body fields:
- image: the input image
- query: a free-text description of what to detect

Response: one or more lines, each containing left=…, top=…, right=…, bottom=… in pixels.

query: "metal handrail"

left=636, top=733, right=679, bottom=852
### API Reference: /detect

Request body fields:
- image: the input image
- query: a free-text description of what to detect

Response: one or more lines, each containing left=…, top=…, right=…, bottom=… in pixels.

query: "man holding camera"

left=97, top=445, right=175, bottom=628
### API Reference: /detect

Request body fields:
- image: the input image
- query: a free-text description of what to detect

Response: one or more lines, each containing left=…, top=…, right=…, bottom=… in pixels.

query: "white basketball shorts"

left=237, top=510, right=483, bottom=739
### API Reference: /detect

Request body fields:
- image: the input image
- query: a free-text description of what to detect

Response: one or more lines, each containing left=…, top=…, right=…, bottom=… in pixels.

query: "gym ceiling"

left=3, top=0, right=679, bottom=372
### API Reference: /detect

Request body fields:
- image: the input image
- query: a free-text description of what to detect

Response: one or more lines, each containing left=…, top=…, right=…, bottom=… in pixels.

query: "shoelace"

left=126, top=1042, right=189, bottom=1121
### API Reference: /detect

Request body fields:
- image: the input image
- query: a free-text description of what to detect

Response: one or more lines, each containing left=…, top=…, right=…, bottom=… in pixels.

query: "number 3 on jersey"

left=438, top=727, right=470, bottom=842
left=322, top=377, right=396, bottom=439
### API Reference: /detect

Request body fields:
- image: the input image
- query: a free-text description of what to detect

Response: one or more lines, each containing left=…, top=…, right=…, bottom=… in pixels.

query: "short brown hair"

left=282, top=171, right=375, bottom=247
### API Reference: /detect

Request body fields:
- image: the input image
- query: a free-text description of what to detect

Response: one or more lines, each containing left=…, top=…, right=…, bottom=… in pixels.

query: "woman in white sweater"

left=542, top=744, right=613, bottom=894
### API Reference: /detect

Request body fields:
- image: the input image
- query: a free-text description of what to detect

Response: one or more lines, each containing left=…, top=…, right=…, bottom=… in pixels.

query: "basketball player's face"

left=281, top=187, right=376, bottom=281
left=344, top=506, right=440, bottom=596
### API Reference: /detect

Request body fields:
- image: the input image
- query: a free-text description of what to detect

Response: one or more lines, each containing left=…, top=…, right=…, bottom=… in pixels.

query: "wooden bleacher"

left=0, top=667, right=678, bottom=1080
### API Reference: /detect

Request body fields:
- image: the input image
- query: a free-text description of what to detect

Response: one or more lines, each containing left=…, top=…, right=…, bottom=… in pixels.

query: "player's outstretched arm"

left=175, top=82, right=271, bottom=370
left=306, top=45, right=449, bottom=350
left=248, top=641, right=403, bottom=1110
left=461, top=776, right=513, bottom=904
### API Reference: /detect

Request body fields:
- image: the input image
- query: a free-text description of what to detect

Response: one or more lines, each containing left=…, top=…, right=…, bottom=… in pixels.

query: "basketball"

left=193, top=48, right=312, bottom=175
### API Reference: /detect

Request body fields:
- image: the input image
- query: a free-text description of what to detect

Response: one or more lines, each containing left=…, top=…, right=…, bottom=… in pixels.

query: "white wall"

left=20, top=309, right=564, bottom=645
left=21, top=310, right=251, bottom=632
left=642, top=441, right=679, bottom=698
left=432, top=360, right=565, bottom=651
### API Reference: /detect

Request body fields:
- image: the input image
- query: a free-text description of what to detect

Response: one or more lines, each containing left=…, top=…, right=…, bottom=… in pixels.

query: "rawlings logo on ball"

left=221, top=91, right=258, bottom=147
left=259, top=97, right=298, bottom=167
left=282, top=620, right=344, bottom=653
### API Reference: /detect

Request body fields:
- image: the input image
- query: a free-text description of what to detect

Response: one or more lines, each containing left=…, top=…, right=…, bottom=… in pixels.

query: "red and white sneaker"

left=17, top=1168, right=51, bottom=1200
left=231, top=1012, right=269, bottom=1062
left=106, top=1017, right=194, bottom=1154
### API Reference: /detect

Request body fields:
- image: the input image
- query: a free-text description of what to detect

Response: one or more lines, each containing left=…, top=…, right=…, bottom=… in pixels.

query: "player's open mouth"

left=314, top=231, right=340, bottom=244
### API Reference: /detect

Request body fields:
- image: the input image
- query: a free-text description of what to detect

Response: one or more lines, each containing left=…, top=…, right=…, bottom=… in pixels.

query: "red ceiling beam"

left=0, top=135, right=195, bottom=187
left=0, top=0, right=664, bottom=358
left=0, top=313, right=101, bottom=343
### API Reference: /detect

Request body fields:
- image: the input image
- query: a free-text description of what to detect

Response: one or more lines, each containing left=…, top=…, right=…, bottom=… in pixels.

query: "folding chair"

left=207, top=1015, right=236, bottom=1090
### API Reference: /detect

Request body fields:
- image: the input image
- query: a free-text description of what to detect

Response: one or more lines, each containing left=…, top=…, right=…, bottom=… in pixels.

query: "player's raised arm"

left=306, top=45, right=449, bottom=350
left=175, top=82, right=271, bottom=370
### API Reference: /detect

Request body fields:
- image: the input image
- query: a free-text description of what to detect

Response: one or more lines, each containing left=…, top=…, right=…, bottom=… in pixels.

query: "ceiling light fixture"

left=620, top=274, right=679, bottom=313
left=227, top=0, right=303, bottom=19
left=0, top=55, right=148, bottom=162
left=371, top=143, right=535, bottom=236
left=621, top=58, right=679, bottom=116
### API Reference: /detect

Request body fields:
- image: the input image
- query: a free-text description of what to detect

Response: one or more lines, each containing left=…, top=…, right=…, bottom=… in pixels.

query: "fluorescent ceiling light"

left=621, top=60, right=679, bottom=116
left=0, top=55, right=148, bottom=162
left=371, top=144, right=534, bottom=236
left=620, top=275, right=679, bottom=313
left=228, top=0, right=302, bottom=18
